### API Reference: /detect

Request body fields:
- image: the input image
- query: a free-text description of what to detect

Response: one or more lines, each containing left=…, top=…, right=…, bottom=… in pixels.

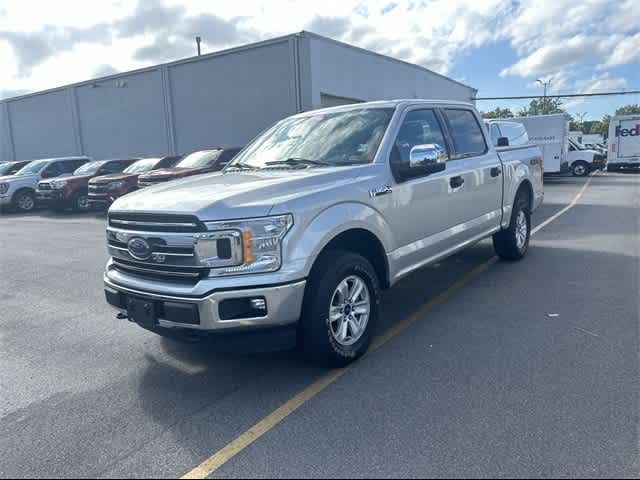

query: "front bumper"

left=0, top=194, right=12, bottom=206
left=36, top=190, right=65, bottom=203
left=104, top=274, right=306, bottom=332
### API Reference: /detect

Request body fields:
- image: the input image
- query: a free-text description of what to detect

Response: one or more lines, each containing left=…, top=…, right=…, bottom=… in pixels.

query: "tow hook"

left=116, top=311, right=130, bottom=321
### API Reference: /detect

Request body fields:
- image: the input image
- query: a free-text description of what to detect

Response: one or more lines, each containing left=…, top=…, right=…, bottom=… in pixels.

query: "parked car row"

left=0, top=148, right=242, bottom=213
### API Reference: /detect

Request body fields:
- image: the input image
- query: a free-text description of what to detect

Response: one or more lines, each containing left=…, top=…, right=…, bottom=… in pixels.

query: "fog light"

left=250, top=298, right=266, bottom=311
left=219, top=297, right=268, bottom=320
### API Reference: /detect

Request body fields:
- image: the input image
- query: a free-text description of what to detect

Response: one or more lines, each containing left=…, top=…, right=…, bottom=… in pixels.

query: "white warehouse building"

left=0, top=32, right=477, bottom=161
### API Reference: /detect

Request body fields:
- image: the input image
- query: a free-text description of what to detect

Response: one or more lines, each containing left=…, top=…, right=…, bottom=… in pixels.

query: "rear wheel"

left=572, top=161, right=589, bottom=177
left=299, top=250, right=380, bottom=367
left=12, top=190, right=36, bottom=213
left=493, top=194, right=531, bottom=261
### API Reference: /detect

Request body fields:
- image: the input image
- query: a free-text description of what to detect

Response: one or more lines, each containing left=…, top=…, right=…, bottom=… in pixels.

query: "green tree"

left=481, top=107, right=514, bottom=119
left=615, top=104, right=640, bottom=115
left=517, top=98, right=566, bottom=116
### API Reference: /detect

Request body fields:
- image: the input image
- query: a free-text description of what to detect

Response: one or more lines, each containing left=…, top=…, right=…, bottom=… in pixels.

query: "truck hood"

left=90, top=173, right=137, bottom=184
left=0, top=173, right=37, bottom=183
left=138, top=167, right=207, bottom=181
left=111, top=167, right=367, bottom=220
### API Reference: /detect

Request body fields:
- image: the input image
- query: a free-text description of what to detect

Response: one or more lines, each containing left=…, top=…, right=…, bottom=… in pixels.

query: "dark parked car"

left=37, top=158, right=138, bottom=212
left=137, top=148, right=242, bottom=188
left=88, top=156, right=181, bottom=209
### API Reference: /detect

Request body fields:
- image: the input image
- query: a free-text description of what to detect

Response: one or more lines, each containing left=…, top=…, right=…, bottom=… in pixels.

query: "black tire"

left=12, top=189, right=36, bottom=213
left=572, top=161, right=589, bottom=177
left=72, top=191, right=90, bottom=212
left=299, top=250, right=380, bottom=367
left=493, top=193, right=531, bottom=261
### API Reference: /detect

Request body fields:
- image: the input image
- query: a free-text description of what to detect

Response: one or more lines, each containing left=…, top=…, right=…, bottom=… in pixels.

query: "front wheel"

left=12, top=190, right=36, bottom=213
left=572, top=161, right=589, bottom=177
left=299, top=250, right=380, bottom=367
left=493, top=195, right=531, bottom=261
left=72, top=192, right=90, bottom=212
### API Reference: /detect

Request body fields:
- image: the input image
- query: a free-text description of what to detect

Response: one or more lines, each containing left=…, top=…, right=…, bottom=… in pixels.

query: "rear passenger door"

left=441, top=108, right=503, bottom=235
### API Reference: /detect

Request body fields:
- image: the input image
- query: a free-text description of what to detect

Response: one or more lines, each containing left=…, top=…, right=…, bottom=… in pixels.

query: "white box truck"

left=607, top=115, right=640, bottom=172
left=510, top=114, right=571, bottom=174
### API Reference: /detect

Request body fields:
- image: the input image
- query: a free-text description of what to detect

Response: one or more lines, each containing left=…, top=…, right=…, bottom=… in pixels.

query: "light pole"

left=537, top=78, right=552, bottom=114
left=577, top=112, right=588, bottom=131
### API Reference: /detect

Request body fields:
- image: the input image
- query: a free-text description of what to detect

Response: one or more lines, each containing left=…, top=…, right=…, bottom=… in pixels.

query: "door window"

left=390, top=109, right=449, bottom=181
left=443, top=109, right=487, bottom=158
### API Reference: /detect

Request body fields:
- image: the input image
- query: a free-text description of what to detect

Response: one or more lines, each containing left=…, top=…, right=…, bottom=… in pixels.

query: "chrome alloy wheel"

left=515, top=210, right=528, bottom=249
left=329, top=275, right=371, bottom=347
left=77, top=195, right=90, bottom=210
left=17, top=193, right=34, bottom=211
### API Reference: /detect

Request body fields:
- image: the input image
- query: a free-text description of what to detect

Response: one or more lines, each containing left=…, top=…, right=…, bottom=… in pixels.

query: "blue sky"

left=0, top=0, right=638, bottom=121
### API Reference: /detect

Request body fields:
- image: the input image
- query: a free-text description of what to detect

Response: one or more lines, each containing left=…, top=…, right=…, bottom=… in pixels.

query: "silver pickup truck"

left=104, top=100, right=543, bottom=366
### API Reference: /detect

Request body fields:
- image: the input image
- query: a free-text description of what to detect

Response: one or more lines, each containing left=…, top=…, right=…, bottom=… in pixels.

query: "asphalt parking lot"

left=1, top=172, right=638, bottom=479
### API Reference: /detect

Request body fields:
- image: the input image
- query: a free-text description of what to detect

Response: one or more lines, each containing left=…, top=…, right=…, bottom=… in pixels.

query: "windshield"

left=74, top=161, right=107, bottom=176
left=570, top=139, right=586, bottom=150
left=15, top=159, right=49, bottom=176
left=0, top=162, right=25, bottom=176
left=177, top=150, right=221, bottom=169
left=124, top=158, right=160, bottom=174
left=228, top=108, right=395, bottom=169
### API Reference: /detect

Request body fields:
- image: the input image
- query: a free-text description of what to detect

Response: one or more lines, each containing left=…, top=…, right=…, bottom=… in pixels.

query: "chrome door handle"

left=450, top=176, right=464, bottom=188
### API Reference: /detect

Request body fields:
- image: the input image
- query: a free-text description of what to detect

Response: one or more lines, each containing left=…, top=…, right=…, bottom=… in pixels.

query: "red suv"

left=37, top=158, right=138, bottom=212
left=137, top=148, right=242, bottom=188
left=88, top=156, right=181, bottom=209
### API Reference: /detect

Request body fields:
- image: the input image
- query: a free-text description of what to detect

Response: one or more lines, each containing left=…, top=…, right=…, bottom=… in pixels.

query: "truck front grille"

left=107, top=213, right=208, bottom=282
left=89, top=184, right=109, bottom=194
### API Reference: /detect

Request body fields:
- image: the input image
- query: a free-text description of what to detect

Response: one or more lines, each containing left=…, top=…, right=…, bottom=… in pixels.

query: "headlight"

left=0, top=183, right=8, bottom=195
left=107, top=181, right=125, bottom=191
left=50, top=179, right=68, bottom=189
left=200, top=214, right=293, bottom=276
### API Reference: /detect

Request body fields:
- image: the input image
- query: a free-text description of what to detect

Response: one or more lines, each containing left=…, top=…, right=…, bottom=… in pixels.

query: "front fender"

left=283, top=201, right=393, bottom=278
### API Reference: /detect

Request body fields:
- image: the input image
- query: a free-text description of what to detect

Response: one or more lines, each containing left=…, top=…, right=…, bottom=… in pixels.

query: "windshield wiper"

left=226, top=162, right=256, bottom=171
left=265, top=157, right=331, bottom=168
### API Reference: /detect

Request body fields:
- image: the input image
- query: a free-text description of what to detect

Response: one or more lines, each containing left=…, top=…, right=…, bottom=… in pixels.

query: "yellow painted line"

left=181, top=174, right=595, bottom=479
left=531, top=172, right=596, bottom=235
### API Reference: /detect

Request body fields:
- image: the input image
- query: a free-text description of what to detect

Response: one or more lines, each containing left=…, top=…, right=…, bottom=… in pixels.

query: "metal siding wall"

left=169, top=40, right=297, bottom=154
left=0, top=103, right=12, bottom=160
left=8, top=91, right=77, bottom=160
left=308, top=37, right=476, bottom=108
left=76, top=70, right=168, bottom=159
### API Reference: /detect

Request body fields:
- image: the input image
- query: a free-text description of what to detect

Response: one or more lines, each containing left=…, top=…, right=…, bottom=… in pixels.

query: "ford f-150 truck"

left=104, top=100, right=543, bottom=366
left=137, top=148, right=241, bottom=188
left=88, top=156, right=182, bottom=209
left=0, top=157, right=91, bottom=213
left=37, top=158, right=138, bottom=212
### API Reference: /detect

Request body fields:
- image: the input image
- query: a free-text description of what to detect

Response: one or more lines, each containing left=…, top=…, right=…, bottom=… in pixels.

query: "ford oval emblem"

left=127, top=237, right=152, bottom=260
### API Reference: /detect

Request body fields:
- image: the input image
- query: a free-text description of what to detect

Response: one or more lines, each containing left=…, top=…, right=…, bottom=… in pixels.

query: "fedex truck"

left=607, top=115, right=640, bottom=171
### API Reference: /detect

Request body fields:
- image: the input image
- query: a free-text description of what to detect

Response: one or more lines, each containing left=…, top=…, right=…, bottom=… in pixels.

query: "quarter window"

left=444, top=109, right=487, bottom=158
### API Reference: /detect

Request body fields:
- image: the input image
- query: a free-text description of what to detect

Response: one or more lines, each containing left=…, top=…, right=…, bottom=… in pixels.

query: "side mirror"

left=497, top=137, right=510, bottom=147
left=409, top=144, right=447, bottom=175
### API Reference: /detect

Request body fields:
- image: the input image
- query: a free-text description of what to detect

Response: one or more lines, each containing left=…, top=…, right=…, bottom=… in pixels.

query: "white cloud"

left=603, top=32, right=640, bottom=68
